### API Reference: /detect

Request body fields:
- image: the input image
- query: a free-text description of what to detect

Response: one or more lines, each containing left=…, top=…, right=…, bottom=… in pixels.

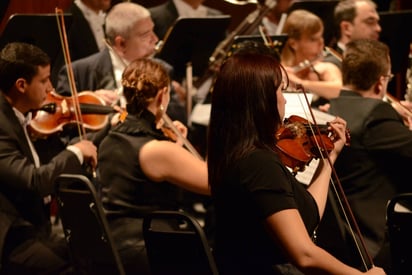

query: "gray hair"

left=105, top=2, right=151, bottom=44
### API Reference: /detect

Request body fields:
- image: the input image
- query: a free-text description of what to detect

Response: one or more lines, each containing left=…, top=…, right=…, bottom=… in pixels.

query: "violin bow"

left=162, top=113, right=203, bottom=160
left=55, top=8, right=86, bottom=139
left=55, top=8, right=96, bottom=177
left=296, top=84, right=374, bottom=271
left=385, top=92, right=412, bottom=122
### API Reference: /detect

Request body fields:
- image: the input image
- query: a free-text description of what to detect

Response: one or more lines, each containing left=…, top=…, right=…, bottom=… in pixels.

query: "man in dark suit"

left=322, top=0, right=380, bottom=73
left=56, top=1, right=187, bottom=124
left=331, top=0, right=381, bottom=56
left=318, top=39, right=412, bottom=274
left=149, top=0, right=223, bottom=41
left=0, top=42, right=97, bottom=274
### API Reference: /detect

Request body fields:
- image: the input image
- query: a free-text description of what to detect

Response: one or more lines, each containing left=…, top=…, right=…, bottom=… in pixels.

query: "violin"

left=274, top=115, right=350, bottom=173
left=29, top=90, right=116, bottom=138
left=284, top=85, right=374, bottom=271
left=160, top=113, right=203, bottom=160
left=291, top=47, right=341, bottom=74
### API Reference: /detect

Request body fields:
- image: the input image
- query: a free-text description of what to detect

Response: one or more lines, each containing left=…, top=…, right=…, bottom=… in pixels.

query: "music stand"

left=287, top=0, right=340, bottom=47
left=155, top=15, right=231, bottom=81
left=0, top=13, right=73, bottom=64
left=379, top=10, right=412, bottom=74
left=232, top=34, right=288, bottom=59
left=378, top=10, right=412, bottom=97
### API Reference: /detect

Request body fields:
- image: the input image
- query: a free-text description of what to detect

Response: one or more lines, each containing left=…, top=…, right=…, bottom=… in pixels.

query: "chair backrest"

left=143, top=210, right=219, bottom=275
left=55, top=173, right=126, bottom=275
left=386, top=193, right=412, bottom=275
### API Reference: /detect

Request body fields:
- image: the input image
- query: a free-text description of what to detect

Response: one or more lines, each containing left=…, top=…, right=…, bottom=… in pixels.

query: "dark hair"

left=122, top=58, right=170, bottom=115
left=342, top=39, right=389, bottom=90
left=0, top=42, right=50, bottom=94
left=207, top=42, right=285, bottom=191
left=334, top=0, right=377, bottom=39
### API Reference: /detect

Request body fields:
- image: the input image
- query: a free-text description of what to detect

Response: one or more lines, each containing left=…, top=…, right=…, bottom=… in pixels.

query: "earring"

left=160, top=105, right=164, bottom=112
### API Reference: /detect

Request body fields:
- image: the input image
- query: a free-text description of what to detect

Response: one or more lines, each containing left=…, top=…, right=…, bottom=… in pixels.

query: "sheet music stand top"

left=378, top=10, right=412, bottom=97
left=379, top=10, right=412, bottom=74
left=0, top=13, right=73, bottom=63
left=155, top=15, right=231, bottom=81
left=231, top=34, right=288, bottom=59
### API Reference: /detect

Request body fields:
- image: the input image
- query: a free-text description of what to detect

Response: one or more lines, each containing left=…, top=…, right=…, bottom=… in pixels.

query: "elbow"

left=293, top=254, right=320, bottom=273
left=198, top=183, right=211, bottom=196
left=289, top=244, right=322, bottom=272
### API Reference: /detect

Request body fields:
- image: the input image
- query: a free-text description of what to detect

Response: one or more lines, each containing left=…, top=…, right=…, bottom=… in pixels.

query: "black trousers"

left=1, top=227, right=72, bottom=275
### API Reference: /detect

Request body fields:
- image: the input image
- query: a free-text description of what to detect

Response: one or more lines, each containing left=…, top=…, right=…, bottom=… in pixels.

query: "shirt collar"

left=337, top=41, right=346, bottom=53
left=109, top=48, right=127, bottom=86
left=13, top=107, right=32, bottom=127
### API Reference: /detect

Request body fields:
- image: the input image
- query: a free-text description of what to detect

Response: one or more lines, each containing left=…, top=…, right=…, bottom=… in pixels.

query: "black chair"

left=386, top=193, right=412, bottom=275
left=54, top=173, right=126, bottom=275
left=143, top=210, right=218, bottom=275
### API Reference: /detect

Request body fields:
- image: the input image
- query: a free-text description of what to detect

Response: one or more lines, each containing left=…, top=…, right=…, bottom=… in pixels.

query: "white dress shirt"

left=13, top=108, right=41, bottom=168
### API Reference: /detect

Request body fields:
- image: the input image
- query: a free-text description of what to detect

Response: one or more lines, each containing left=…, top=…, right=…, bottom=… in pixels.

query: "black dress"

left=212, top=149, right=319, bottom=275
left=98, top=110, right=182, bottom=274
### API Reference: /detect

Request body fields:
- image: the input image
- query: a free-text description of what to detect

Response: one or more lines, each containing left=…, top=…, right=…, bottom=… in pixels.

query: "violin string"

left=296, top=84, right=373, bottom=270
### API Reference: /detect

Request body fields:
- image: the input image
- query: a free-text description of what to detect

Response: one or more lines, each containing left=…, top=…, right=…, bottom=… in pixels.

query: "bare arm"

left=306, top=117, right=347, bottom=217
left=266, top=210, right=385, bottom=274
left=287, top=62, right=342, bottom=99
left=139, top=140, right=210, bottom=195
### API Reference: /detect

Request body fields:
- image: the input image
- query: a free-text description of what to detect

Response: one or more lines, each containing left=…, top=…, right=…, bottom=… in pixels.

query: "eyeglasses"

left=384, top=73, right=394, bottom=82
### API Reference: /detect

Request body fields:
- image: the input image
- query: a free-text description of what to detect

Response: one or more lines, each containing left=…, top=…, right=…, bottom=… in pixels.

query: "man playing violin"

left=0, top=42, right=97, bottom=274
left=317, top=39, right=412, bottom=274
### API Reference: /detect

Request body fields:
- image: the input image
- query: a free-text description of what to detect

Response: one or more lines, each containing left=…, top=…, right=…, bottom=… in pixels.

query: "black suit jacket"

left=0, top=94, right=83, bottom=263
left=56, top=47, right=115, bottom=95
left=149, top=0, right=223, bottom=40
left=317, top=90, right=412, bottom=268
left=56, top=47, right=187, bottom=123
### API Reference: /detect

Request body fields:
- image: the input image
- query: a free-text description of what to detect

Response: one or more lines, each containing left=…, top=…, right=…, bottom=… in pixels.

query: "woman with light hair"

left=281, top=9, right=342, bottom=107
